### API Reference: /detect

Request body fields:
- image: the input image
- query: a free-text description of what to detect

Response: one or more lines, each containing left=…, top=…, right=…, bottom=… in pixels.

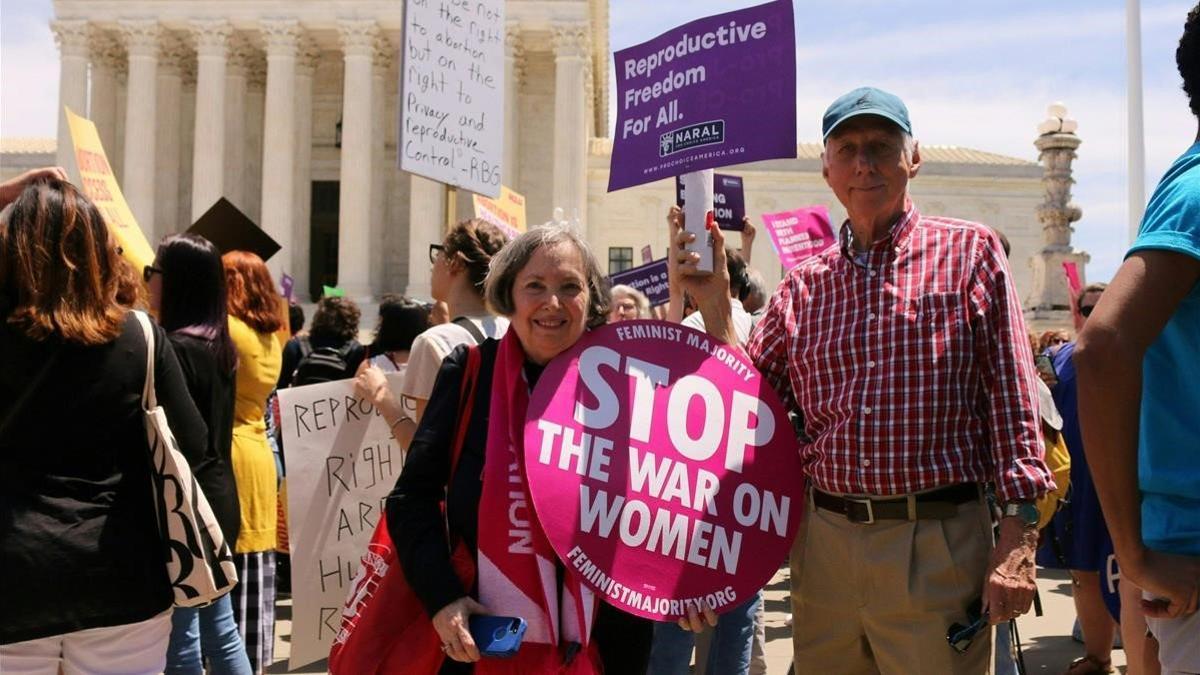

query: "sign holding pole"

left=400, top=0, right=505, bottom=198
left=65, top=107, right=155, bottom=272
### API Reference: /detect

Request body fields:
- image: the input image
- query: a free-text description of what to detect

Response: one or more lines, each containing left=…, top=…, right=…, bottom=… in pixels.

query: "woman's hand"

left=0, top=166, right=69, bottom=209
left=676, top=601, right=718, bottom=633
left=355, top=362, right=403, bottom=421
left=432, top=596, right=490, bottom=662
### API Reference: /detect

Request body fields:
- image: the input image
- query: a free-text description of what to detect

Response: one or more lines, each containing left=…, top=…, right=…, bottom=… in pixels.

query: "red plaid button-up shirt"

left=747, top=203, right=1054, bottom=503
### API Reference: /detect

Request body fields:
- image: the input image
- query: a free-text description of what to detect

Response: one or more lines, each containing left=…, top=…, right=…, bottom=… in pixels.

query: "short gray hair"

left=484, top=224, right=611, bottom=328
left=610, top=284, right=652, bottom=318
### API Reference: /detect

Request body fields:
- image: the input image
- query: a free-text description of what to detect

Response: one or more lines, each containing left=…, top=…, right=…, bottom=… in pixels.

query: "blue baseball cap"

left=822, top=87, right=912, bottom=142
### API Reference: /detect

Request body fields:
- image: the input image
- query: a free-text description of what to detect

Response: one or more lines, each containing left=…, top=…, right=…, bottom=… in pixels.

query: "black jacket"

left=0, top=312, right=208, bottom=644
left=168, top=333, right=240, bottom=545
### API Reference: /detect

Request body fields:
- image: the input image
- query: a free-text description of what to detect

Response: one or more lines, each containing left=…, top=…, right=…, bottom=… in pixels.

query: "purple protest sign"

left=280, top=273, right=295, bottom=301
left=609, top=259, right=670, bottom=306
left=524, top=321, right=803, bottom=620
left=608, top=0, right=796, bottom=192
left=762, top=207, right=836, bottom=270
left=676, top=173, right=746, bottom=230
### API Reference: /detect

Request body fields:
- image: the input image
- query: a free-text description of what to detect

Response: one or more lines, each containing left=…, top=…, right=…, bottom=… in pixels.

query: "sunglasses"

left=429, top=243, right=446, bottom=265
left=946, top=599, right=988, bottom=654
left=1079, top=304, right=1096, bottom=318
left=143, top=265, right=163, bottom=282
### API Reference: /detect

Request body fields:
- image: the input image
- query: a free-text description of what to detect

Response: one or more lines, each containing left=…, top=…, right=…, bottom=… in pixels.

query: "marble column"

left=504, top=25, right=524, bottom=191
left=120, top=20, right=162, bottom=232
left=336, top=19, right=379, bottom=301
left=259, top=19, right=301, bottom=280
left=223, top=39, right=253, bottom=211
left=88, top=29, right=124, bottom=162
left=190, top=20, right=232, bottom=219
left=552, top=24, right=591, bottom=236
left=153, top=34, right=188, bottom=242
left=405, top=175, right=444, bottom=299
left=52, top=19, right=90, bottom=174
left=370, top=35, right=392, bottom=295
left=245, top=55, right=266, bottom=224
left=292, top=39, right=320, bottom=302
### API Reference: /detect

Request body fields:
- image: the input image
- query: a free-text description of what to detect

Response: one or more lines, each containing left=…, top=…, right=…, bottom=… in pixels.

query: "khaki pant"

left=791, top=489, right=995, bottom=675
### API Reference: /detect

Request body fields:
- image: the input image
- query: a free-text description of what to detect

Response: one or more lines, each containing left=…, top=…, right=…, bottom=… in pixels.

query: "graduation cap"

left=186, top=197, right=280, bottom=262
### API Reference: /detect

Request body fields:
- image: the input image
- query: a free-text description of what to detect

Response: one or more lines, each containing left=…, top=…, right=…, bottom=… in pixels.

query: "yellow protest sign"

left=65, top=106, right=155, bottom=272
left=472, top=186, right=527, bottom=239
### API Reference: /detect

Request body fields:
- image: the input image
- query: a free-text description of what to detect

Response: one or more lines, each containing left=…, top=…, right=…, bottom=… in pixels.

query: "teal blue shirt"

left=1126, top=141, right=1200, bottom=556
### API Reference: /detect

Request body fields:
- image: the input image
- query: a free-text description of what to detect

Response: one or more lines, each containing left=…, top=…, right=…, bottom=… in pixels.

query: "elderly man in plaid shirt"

left=675, top=87, right=1056, bottom=674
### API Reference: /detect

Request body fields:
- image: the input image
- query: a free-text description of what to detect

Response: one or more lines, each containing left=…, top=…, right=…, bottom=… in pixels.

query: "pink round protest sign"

left=524, top=320, right=802, bottom=621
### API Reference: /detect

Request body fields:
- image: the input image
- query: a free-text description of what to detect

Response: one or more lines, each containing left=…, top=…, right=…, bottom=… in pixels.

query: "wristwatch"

left=1002, top=501, right=1040, bottom=528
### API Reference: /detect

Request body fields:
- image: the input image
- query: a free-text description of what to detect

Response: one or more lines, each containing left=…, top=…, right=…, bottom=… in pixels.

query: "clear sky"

left=2, top=0, right=1194, bottom=283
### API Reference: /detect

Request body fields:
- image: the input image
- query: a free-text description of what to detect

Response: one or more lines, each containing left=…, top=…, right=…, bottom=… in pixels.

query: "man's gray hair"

left=484, top=224, right=611, bottom=328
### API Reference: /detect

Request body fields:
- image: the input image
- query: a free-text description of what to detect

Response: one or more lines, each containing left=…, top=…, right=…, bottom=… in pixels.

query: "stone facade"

left=21, top=0, right=1077, bottom=321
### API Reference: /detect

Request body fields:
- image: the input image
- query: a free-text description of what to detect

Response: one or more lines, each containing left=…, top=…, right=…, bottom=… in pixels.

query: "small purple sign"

left=608, top=0, right=796, bottom=192
left=676, top=173, right=745, bottom=230
left=609, top=258, right=670, bottom=307
left=281, top=273, right=295, bottom=301
left=641, top=244, right=654, bottom=264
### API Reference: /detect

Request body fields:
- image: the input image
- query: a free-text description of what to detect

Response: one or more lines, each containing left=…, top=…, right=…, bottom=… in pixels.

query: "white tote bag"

left=135, top=311, right=238, bottom=607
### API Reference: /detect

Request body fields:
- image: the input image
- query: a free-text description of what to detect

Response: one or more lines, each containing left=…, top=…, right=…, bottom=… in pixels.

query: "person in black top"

left=0, top=177, right=207, bottom=672
left=148, top=233, right=253, bottom=674
left=277, top=295, right=366, bottom=388
left=357, top=225, right=655, bottom=674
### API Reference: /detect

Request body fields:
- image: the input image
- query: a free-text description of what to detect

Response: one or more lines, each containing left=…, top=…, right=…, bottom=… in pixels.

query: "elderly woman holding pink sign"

left=356, top=225, right=655, bottom=674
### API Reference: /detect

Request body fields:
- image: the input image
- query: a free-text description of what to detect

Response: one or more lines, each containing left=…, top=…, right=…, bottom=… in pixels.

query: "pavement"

left=269, top=566, right=1126, bottom=674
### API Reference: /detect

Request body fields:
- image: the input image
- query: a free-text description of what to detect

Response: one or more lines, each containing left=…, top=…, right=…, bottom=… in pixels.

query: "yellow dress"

left=228, top=316, right=283, bottom=554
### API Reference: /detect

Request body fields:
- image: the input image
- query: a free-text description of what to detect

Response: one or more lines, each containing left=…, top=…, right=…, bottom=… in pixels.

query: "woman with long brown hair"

left=222, top=250, right=284, bottom=673
left=0, top=176, right=208, bottom=672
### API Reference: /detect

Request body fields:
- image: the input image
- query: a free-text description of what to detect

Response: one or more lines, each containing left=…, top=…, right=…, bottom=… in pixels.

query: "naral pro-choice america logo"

left=659, top=120, right=725, bottom=157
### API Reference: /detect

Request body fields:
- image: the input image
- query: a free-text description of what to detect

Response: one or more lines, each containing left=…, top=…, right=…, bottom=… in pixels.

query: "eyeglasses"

left=143, top=265, right=163, bottom=282
left=429, top=243, right=446, bottom=265
left=1079, top=304, right=1096, bottom=318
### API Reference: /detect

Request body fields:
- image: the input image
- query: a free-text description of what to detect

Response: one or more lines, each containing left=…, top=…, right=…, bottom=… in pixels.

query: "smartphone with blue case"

left=468, top=615, right=526, bottom=658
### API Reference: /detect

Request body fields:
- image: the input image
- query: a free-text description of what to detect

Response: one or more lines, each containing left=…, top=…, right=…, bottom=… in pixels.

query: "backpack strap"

left=298, top=335, right=313, bottom=359
left=449, top=345, right=483, bottom=477
left=451, top=316, right=486, bottom=347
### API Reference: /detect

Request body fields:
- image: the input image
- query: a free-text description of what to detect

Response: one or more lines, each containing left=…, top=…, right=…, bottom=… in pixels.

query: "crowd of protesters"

left=1, top=6, right=1197, bottom=675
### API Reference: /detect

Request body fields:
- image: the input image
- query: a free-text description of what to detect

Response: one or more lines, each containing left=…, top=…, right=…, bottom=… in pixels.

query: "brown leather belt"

left=812, top=483, right=980, bottom=524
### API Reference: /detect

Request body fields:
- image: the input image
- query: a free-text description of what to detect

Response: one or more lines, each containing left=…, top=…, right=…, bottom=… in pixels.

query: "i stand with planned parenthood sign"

left=400, top=0, right=505, bottom=197
left=523, top=321, right=803, bottom=620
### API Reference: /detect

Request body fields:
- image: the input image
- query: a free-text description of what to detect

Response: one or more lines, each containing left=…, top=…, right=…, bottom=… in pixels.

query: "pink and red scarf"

left=475, top=333, right=600, bottom=674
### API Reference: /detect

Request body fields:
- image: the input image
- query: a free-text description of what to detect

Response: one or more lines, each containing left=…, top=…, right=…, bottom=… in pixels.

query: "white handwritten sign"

left=400, top=0, right=505, bottom=197
left=279, top=375, right=404, bottom=669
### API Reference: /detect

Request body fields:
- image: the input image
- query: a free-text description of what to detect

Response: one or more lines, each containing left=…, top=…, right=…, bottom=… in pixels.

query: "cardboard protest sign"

left=608, top=0, right=796, bottom=192
left=400, top=0, right=505, bottom=197
left=525, top=321, right=803, bottom=620
left=762, top=207, right=836, bottom=271
left=641, top=245, right=655, bottom=264
left=281, top=273, right=295, bottom=302
left=65, top=107, right=155, bottom=272
left=609, top=259, right=670, bottom=307
left=472, top=185, right=527, bottom=239
left=278, top=375, right=404, bottom=668
left=676, top=173, right=745, bottom=230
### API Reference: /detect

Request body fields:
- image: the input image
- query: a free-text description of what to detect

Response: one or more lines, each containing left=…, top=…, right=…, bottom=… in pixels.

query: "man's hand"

left=431, top=596, right=489, bottom=663
left=739, top=216, right=756, bottom=264
left=0, top=166, right=69, bottom=209
left=982, top=517, right=1038, bottom=624
left=1121, top=548, right=1200, bottom=619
